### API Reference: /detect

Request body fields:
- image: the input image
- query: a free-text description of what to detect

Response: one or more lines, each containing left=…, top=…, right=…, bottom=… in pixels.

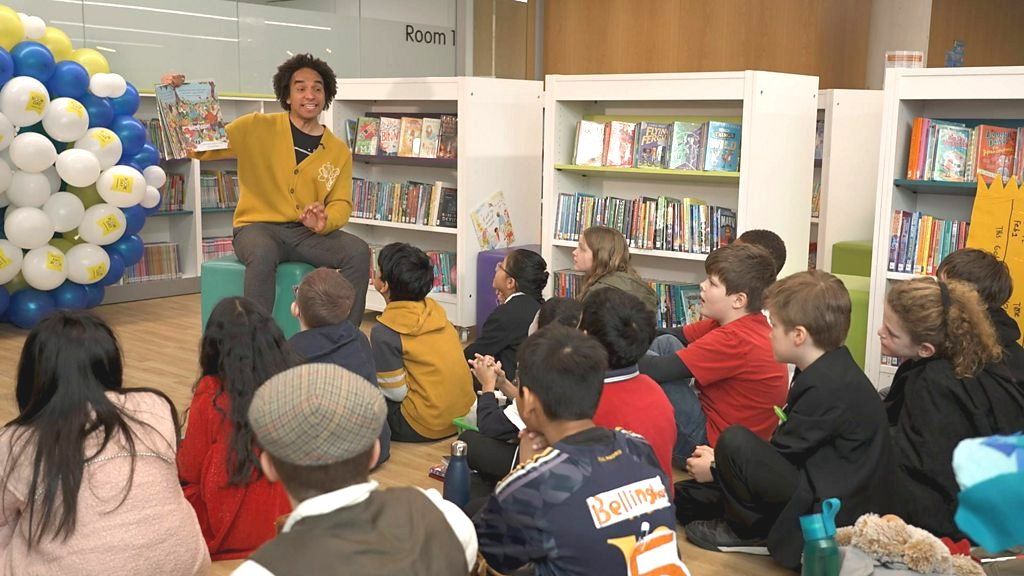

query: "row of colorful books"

left=200, top=170, right=239, bottom=208
left=122, top=243, right=182, bottom=284
left=349, top=115, right=457, bottom=160
left=554, top=192, right=736, bottom=255
left=887, top=210, right=970, bottom=276
left=201, top=237, right=234, bottom=263
left=158, top=174, right=187, bottom=213
left=352, top=179, right=457, bottom=228
left=905, top=119, right=1024, bottom=183
left=572, top=119, right=741, bottom=172
left=553, top=270, right=702, bottom=329
left=368, top=245, right=457, bottom=295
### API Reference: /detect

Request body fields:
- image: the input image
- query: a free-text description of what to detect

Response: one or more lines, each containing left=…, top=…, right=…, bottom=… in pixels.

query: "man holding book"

left=163, top=53, right=368, bottom=326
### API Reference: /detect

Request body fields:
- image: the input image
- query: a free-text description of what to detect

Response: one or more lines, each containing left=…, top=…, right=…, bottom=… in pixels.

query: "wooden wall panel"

left=927, top=0, right=1024, bottom=68
left=543, top=0, right=871, bottom=89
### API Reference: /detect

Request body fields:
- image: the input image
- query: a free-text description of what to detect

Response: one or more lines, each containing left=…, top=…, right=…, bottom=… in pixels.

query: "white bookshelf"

left=333, top=77, right=543, bottom=330
left=865, top=66, right=1024, bottom=389
left=541, top=71, right=818, bottom=297
left=812, top=89, right=883, bottom=271
left=104, top=94, right=278, bottom=304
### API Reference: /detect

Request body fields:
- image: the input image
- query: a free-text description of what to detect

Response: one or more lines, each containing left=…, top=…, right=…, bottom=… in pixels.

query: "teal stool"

left=200, top=256, right=314, bottom=338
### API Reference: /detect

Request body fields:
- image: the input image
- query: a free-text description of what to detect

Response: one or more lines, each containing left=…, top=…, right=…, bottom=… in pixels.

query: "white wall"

left=865, top=0, right=933, bottom=89
left=7, top=0, right=460, bottom=94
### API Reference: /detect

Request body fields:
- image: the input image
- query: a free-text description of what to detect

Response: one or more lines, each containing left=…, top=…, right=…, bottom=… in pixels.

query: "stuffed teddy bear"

left=835, top=514, right=983, bottom=576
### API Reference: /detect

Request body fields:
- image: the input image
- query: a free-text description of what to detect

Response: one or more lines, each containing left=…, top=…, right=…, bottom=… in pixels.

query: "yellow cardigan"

left=195, top=112, right=353, bottom=233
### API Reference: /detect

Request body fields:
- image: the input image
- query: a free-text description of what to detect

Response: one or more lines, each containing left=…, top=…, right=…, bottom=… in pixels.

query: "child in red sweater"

left=639, top=243, right=789, bottom=466
left=579, top=288, right=677, bottom=481
left=178, top=297, right=298, bottom=560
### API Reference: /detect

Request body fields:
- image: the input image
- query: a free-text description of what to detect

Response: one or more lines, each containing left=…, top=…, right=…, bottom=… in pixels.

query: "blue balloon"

left=45, top=60, right=90, bottom=99
left=80, top=93, right=114, bottom=128
left=51, top=281, right=89, bottom=310
left=122, top=204, right=147, bottom=236
left=0, top=48, right=13, bottom=88
left=130, top=143, right=160, bottom=170
left=83, top=283, right=106, bottom=308
left=110, top=115, right=146, bottom=158
left=8, top=289, right=56, bottom=329
left=0, top=286, right=8, bottom=317
left=106, top=234, right=144, bottom=267
left=111, top=82, right=140, bottom=116
left=100, top=251, right=125, bottom=286
left=11, top=41, right=55, bottom=83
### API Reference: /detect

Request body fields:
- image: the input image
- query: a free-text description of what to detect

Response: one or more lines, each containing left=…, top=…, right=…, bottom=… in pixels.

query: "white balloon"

left=42, top=165, right=60, bottom=194
left=143, top=165, right=166, bottom=189
left=65, top=243, right=110, bottom=285
left=0, top=192, right=8, bottom=208
left=18, top=14, right=46, bottom=40
left=22, top=245, right=67, bottom=291
left=106, top=74, right=127, bottom=99
left=42, top=97, right=90, bottom=143
left=96, top=165, right=145, bottom=208
left=78, top=203, right=125, bottom=246
left=0, top=239, right=24, bottom=284
left=0, top=113, right=15, bottom=152
left=55, top=148, right=101, bottom=188
left=73, top=128, right=122, bottom=171
left=4, top=207, right=55, bottom=249
left=0, top=158, right=11, bottom=193
left=42, top=191, right=85, bottom=233
left=88, top=73, right=112, bottom=98
left=0, top=77, right=49, bottom=127
left=9, top=133, right=56, bottom=173
left=141, top=185, right=161, bottom=209
left=6, top=171, right=50, bottom=207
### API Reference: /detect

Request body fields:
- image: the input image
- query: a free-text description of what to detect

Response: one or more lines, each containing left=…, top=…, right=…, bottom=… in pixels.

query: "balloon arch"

left=0, top=5, right=167, bottom=328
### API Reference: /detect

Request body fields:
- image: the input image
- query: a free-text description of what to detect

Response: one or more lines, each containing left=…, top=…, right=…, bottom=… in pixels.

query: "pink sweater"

left=0, top=391, right=210, bottom=575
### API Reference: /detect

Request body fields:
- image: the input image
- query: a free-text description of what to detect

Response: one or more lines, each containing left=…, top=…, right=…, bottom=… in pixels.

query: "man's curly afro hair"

left=272, top=53, right=337, bottom=112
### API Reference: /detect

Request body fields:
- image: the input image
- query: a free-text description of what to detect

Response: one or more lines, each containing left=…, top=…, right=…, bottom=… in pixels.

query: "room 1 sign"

left=405, top=24, right=455, bottom=46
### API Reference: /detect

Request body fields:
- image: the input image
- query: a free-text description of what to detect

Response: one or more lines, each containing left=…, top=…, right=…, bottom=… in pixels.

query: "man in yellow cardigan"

left=169, top=54, right=368, bottom=325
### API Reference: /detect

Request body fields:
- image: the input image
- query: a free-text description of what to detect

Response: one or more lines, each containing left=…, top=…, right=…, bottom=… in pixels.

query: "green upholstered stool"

left=834, top=273, right=870, bottom=370
left=831, top=240, right=873, bottom=277
left=200, top=256, right=314, bottom=339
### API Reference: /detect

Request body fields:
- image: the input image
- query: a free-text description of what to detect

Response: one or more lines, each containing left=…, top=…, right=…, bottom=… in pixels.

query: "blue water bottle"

left=443, top=440, right=470, bottom=509
left=800, top=498, right=842, bottom=576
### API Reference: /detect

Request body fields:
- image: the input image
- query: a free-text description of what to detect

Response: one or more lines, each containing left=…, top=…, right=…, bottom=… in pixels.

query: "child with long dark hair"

left=464, top=248, right=549, bottom=380
left=178, top=297, right=298, bottom=559
left=0, top=311, right=209, bottom=574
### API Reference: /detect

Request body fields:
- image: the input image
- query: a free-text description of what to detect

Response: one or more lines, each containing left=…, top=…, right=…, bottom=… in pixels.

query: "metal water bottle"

left=443, top=440, right=470, bottom=509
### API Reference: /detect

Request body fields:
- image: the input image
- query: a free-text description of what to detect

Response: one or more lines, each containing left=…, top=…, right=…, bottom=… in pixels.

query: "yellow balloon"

left=4, top=272, right=29, bottom=295
left=49, top=238, right=76, bottom=253
left=70, top=48, right=110, bottom=77
left=39, top=26, right=73, bottom=62
left=67, top=183, right=104, bottom=208
left=0, top=6, right=25, bottom=51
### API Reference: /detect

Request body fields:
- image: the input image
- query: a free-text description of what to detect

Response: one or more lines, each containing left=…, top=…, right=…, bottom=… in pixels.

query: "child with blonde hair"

left=574, top=226, right=657, bottom=312
left=882, top=278, right=1024, bottom=538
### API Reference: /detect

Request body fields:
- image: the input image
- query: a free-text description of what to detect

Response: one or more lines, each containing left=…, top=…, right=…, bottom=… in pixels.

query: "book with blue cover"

left=702, top=121, right=742, bottom=172
left=634, top=122, right=671, bottom=168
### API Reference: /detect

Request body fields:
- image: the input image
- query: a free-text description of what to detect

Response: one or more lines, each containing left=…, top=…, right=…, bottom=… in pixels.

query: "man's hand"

left=518, top=429, right=550, bottom=464
left=300, top=202, right=327, bottom=233
left=685, top=445, right=716, bottom=483
left=160, top=72, right=185, bottom=87
left=467, top=354, right=499, bottom=393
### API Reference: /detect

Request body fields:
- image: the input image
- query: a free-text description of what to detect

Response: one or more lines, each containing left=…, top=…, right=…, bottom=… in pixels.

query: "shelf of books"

left=811, top=90, right=883, bottom=271
left=334, top=77, right=543, bottom=328
left=104, top=93, right=279, bottom=305
left=865, top=66, right=1024, bottom=389
left=541, top=71, right=818, bottom=328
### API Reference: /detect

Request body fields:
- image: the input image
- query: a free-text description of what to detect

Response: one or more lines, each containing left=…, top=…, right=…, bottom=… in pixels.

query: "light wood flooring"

left=0, top=294, right=792, bottom=575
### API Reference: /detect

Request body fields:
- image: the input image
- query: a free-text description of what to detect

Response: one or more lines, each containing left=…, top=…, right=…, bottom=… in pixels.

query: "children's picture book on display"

left=634, top=122, right=671, bottom=169
left=471, top=191, right=516, bottom=250
left=667, top=122, right=705, bottom=171
left=931, top=125, right=970, bottom=182
left=354, top=117, right=380, bottom=156
left=154, top=80, right=228, bottom=157
left=703, top=121, right=741, bottom=172
left=378, top=117, right=401, bottom=156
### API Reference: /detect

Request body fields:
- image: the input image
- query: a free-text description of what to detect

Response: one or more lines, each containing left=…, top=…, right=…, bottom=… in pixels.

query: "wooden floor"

left=0, top=294, right=793, bottom=575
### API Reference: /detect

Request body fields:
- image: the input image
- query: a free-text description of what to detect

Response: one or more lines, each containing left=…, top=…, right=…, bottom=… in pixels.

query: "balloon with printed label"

left=77, top=203, right=125, bottom=246
left=65, top=242, right=109, bottom=285
left=21, top=244, right=66, bottom=291
left=74, top=127, right=122, bottom=170
left=0, top=238, right=23, bottom=284
left=96, top=165, right=145, bottom=207
left=42, top=97, right=89, bottom=142
left=0, top=75, right=48, bottom=127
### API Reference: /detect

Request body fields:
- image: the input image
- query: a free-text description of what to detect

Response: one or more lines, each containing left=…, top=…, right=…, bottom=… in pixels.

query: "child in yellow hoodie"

left=371, top=243, right=474, bottom=441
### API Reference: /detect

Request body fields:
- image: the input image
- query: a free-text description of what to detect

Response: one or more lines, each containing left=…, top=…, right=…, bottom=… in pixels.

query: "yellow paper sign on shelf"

left=966, top=177, right=1024, bottom=344
left=111, top=174, right=134, bottom=194
left=25, top=92, right=46, bottom=114
left=88, top=263, right=107, bottom=281
left=46, top=252, right=64, bottom=272
left=99, top=214, right=121, bottom=235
